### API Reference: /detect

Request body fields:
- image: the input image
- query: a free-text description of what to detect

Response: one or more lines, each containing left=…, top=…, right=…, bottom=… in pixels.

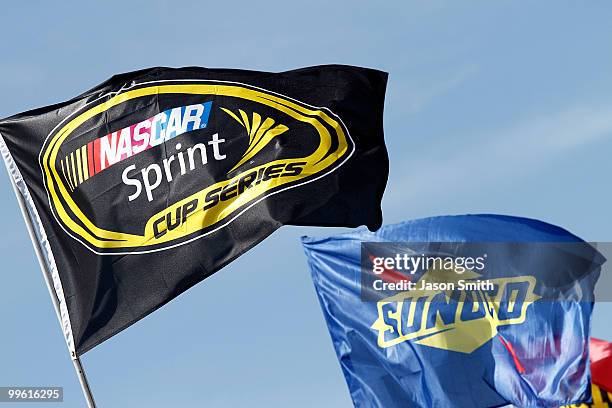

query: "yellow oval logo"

left=40, top=80, right=352, bottom=254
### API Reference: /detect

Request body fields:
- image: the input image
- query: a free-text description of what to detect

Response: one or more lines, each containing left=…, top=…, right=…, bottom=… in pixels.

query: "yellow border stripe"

left=70, top=152, right=77, bottom=188
left=75, top=148, right=83, bottom=185
left=60, top=159, right=73, bottom=191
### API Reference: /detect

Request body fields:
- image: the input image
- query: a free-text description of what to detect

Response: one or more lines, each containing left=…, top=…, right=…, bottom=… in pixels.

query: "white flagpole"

left=71, top=358, right=97, bottom=407
left=8, top=175, right=97, bottom=408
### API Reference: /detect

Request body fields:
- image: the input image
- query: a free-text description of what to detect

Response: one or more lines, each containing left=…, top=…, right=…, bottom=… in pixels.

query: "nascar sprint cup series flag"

left=0, top=65, right=388, bottom=356
left=302, top=215, right=605, bottom=408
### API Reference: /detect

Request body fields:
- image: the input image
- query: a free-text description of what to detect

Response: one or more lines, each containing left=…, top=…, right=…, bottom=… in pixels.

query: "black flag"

left=0, top=65, right=388, bottom=355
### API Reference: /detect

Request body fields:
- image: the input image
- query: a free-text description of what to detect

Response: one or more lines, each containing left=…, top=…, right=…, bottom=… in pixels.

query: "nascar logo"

left=59, top=102, right=213, bottom=191
left=39, top=81, right=352, bottom=254
left=371, top=267, right=539, bottom=353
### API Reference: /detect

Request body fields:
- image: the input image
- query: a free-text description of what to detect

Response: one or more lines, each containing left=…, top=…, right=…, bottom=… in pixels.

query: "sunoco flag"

left=301, top=215, right=605, bottom=408
left=0, top=65, right=388, bottom=355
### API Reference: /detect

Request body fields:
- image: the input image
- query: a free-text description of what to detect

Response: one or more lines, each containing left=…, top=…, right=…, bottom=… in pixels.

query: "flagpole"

left=72, top=358, right=97, bottom=407
left=8, top=176, right=97, bottom=408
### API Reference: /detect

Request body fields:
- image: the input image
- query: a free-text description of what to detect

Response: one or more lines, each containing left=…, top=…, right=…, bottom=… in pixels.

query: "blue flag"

left=301, top=215, right=605, bottom=408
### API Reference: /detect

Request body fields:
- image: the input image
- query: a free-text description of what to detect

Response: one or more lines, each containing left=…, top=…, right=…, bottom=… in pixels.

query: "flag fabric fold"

left=560, top=383, right=612, bottom=408
left=560, top=339, right=612, bottom=407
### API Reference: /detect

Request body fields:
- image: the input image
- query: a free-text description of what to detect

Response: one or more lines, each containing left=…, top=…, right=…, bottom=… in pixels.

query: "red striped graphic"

left=94, top=138, right=101, bottom=175
left=87, top=141, right=95, bottom=177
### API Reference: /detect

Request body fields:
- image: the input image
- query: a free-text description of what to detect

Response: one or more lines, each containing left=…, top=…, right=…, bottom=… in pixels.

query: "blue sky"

left=1, top=1, right=612, bottom=407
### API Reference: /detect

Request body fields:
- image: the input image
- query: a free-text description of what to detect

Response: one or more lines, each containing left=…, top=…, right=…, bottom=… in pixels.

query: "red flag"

left=591, top=338, right=612, bottom=392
